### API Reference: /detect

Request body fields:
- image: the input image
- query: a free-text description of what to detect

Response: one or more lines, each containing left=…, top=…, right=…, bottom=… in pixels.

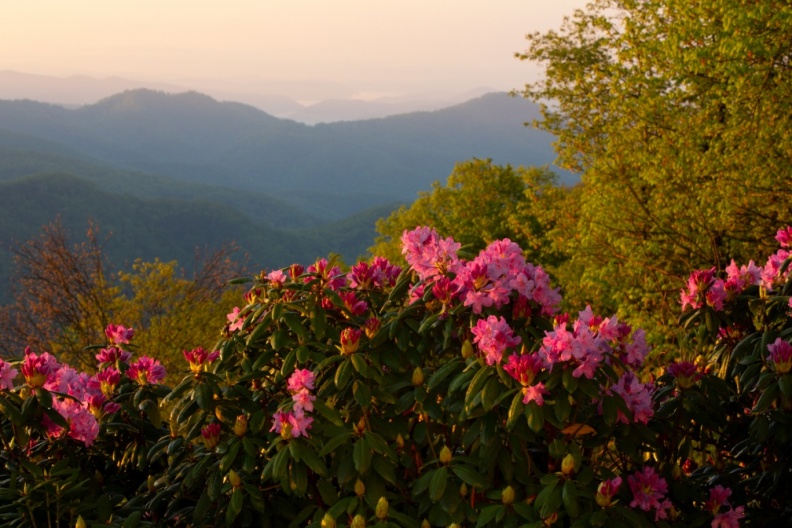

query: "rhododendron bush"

left=1, top=226, right=791, bottom=526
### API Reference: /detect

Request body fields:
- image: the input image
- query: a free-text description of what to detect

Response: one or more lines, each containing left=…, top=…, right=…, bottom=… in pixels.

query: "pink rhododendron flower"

left=768, top=338, right=792, bottom=374
left=95, top=346, right=132, bottom=365
left=680, top=267, right=718, bottom=311
left=348, top=259, right=399, bottom=290
left=627, top=466, right=672, bottom=521
left=775, top=226, right=792, bottom=248
left=371, top=256, right=401, bottom=287
left=270, top=410, right=312, bottom=439
left=95, top=368, right=121, bottom=397
left=609, top=372, right=654, bottom=424
left=503, top=352, right=543, bottom=386
left=667, top=361, right=703, bottom=389
left=0, top=360, right=18, bottom=391
left=44, top=366, right=92, bottom=399
left=44, top=399, right=100, bottom=447
left=202, top=422, right=222, bottom=450
left=183, top=347, right=220, bottom=374
left=307, top=258, right=346, bottom=290
left=127, top=356, right=166, bottom=385
left=431, top=276, right=459, bottom=306
left=227, top=307, right=244, bottom=332
left=401, top=227, right=461, bottom=281
left=762, top=249, right=791, bottom=291
left=712, top=506, right=745, bottom=528
left=339, top=291, right=368, bottom=316
left=105, top=324, right=135, bottom=345
left=595, top=476, right=622, bottom=507
left=266, top=269, right=287, bottom=286
left=292, top=389, right=316, bottom=413
left=522, top=382, right=549, bottom=406
left=705, top=485, right=732, bottom=515
left=288, top=263, right=304, bottom=280
left=21, top=347, right=61, bottom=388
left=287, top=369, right=315, bottom=392
left=471, top=315, right=521, bottom=366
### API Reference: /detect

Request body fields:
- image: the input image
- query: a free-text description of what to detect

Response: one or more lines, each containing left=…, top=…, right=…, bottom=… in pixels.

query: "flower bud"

left=459, top=482, right=468, bottom=497
left=412, top=367, right=424, bottom=386
left=228, top=469, right=242, bottom=488
left=147, top=474, right=156, bottom=492
left=75, top=516, right=87, bottom=528
left=561, top=453, right=575, bottom=476
left=595, top=477, right=622, bottom=508
left=396, top=433, right=405, bottom=450
left=461, top=339, right=474, bottom=359
left=439, top=446, right=453, bottom=465
left=233, top=414, right=248, bottom=436
left=354, top=416, right=367, bottom=435
left=350, top=514, right=366, bottom=528
left=502, top=485, right=515, bottom=505
left=354, top=478, right=366, bottom=497
left=321, top=513, right=336, bottom=528
left=375, top=496, right=389, bottom=519
left=543, top=512, right=558, bottom=526
left=421, top=520, right=430, bottom=528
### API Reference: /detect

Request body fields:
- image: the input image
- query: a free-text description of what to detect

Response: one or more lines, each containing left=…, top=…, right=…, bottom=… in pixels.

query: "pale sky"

left=1, top=1, right=588, bottom=99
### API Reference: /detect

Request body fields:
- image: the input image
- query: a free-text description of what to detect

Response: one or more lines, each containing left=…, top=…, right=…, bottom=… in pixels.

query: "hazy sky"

left=1, top=1, right=587, bottom=99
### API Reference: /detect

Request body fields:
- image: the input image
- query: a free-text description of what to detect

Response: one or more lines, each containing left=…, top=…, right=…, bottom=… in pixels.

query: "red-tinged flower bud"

left=354, top=478, right=366, bottom=496
left=412, top=367, right=424, bottom=386
left=561, top=454, right=576, bottom=476
left=201, top=422, right=221, bottom=450
left=502, top=485, right=515, bottom=505
left=543, top=512, right=558, bottom=526
left=375, top=496, right=389, bottom=519
left=339, top=328, right=362, bottom=355
left=233, top=414, right=248, bottom=436
left=439, top=446, right=453, bottom=465
left=321, top=513, right=336, bottom=528
left=595, top=477, right=622, bottom=508
left=350, top=515, right=366, bottom=528
left=289, top=263, right=304, bottom=280
left=364, top=317, right=381, bottom=339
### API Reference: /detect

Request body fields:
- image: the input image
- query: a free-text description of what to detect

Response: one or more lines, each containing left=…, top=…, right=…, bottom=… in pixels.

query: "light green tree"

left=518, top=0, right=792, bottom=345
left=369, top=158, right=572, bottom=272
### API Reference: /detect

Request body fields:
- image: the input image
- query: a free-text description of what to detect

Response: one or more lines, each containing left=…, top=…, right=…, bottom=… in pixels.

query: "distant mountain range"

left=0, top=70, right=497, bottom=124
left=0, top=86, right=574, bottom=302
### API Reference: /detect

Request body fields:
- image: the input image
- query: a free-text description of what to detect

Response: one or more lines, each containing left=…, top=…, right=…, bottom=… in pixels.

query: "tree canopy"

left=518, top=0, right=792, bottom=345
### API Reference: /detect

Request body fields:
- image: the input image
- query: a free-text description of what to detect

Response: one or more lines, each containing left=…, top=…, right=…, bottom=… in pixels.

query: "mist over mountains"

left=0, top=85, right=571, bottom=301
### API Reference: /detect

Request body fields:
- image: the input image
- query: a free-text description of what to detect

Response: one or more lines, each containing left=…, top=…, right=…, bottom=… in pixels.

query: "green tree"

left=369, top=158, right=571, bottom=272
left=518, top=0, right=792, bottom=346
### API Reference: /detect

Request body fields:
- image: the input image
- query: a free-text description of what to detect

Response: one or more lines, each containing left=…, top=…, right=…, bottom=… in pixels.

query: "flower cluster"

left=270, top=368, right=316, bottom=439
left=681, top=226, right=791, bottom=310
left=183, top=347, right=220, bottom=375
left=471, top=315, right=522, bottom=366
left=706, top=485, right=745, bottom=528
left=627, top=466, right=672, bottom=521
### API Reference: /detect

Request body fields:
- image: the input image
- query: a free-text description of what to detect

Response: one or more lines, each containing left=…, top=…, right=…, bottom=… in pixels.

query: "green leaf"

left=350, top=354, right=370, bottom=377
left=335, top=358, right=354, bottom=390
left=428, top=359, right=464, bottom=390
left=481, top=377, right=502, bottom=411
left=526, top=403, right=545, bottom=433
left=282, top=311, right=309, bottom=342
left=753, top=382, right=779, bottom=414
left=226, top=488, right=243, bottom=526
left=562, top=479, right=580, bottom=518
left=429, top=466, right=448, bottom=502
left=506, top=391, right=525, bottom=430
left=311, top=308, right=327, bottom=340
left=313, top=399, right=344, bottom=426
left=353, top=436, right=372, bottom=474
left=319, top=432, right=354, bottom=457
left=195, top=382, right=213, bottom=410
left=451, top=464, right=488, bottom=489
left=220, top=441, right=241, bottom=472
left=465, top=366, right=492, bottom=408
left=0, top=396, right=23, bottom=425
left=476, top=504, right=502, bottom=527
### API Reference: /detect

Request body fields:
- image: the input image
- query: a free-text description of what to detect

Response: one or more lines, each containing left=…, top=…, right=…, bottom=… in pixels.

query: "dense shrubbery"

left=1, top=226, right=791, bottom=526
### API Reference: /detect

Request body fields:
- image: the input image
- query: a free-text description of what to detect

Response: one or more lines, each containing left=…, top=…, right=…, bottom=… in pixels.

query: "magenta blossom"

left=609, top=372, right=654, bottom=425
left=667, top=361, right=703, bottom=389
left=266, top=269, right=287, bottom=286
left=21, top=347, right=60, bottom=388
left=596, top=476, right=622, bottom=507
left=503, top=352, right=543, bottom=387
left=95, top=346, right=132, bottom=365
left=44, top=399, right=100, bottom=447
left=339, top=290, right=368, bottom=316
left=105, top=324, right=135, bottom=345
left=401, top=227, right=461, bottom=281
left=522, top=382, right=549, bottom=406
left=628, top=466, right=672, bottom=521
left=127, top=356, right=166, bottom=385
left=202, top=422, right=222, bottom=450
left=95, top=367, right=121, bottom=397
left=0, top=360, right=18, bottom=391
left=184, top=347, right=220, bottom=374
left=775, top=226, right=792, bottom=248
left=712, top=507, right=745, bottom=528
left=292, top=389, right=316, bottom=413
left=270, top=410, right=312, bottom=439
left=227, top=307, right=244, bottom=332
left=471, top=315, right=521, bottom=366
left=287, top=369, right=316, bottom=392
left=768, top=338, right=792, bottom=375
left=680, top=267, right=718, bottom=311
